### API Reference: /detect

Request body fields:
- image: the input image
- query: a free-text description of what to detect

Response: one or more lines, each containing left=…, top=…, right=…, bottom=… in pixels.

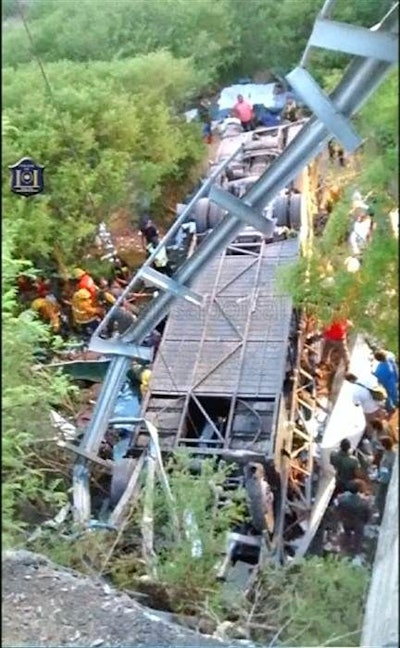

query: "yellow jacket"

left=31, top=297, right=60, bottom=332
left=72, top=288, right=102, bottom=325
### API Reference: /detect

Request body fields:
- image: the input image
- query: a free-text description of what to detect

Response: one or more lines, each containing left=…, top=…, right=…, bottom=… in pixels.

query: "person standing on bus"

left=232, top=95, right=254, bottom=132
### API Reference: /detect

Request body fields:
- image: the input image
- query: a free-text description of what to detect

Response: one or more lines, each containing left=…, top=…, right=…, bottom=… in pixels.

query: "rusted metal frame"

left=295, top=365, right=317, bottom=506
left=290, top=462, right=312, bottom=478
left=290, top=442, right=311, bottom=460
left=299, top=364, right=315, bottom=382
left=291, top=425, right=311, bottom=444
left=224, top=241, right=266, bottom=447
left=297, top=396, right=315, bottom=411
left=273, top=311, right=308, bottom=557
left=215, top=255, right=259, bottom=298
left=174, top=252, right=228, bottom=445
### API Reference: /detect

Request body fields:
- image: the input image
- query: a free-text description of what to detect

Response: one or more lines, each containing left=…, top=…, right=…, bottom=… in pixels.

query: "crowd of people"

left=19, top=212, right=191, bottom=351
left=326, top=347, right=398, bottom=555
left=20, top=262, right=136, bottom=343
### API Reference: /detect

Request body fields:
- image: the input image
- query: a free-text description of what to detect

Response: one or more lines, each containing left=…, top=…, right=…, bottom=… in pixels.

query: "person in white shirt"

left=344, top=372, right=386, bottom=433
left=349, top=213, right=372, bottom=255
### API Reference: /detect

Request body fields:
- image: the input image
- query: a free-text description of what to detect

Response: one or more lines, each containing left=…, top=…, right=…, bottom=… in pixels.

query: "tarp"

left=217, top=83, right=288, bottom=112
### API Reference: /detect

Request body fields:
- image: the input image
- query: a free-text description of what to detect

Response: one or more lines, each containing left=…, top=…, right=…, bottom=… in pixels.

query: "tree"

left=279, top=71, right=398, bottom=352
left=2, top=222, right=71, bottom=544
left=2, top=53, right=205, bottom=268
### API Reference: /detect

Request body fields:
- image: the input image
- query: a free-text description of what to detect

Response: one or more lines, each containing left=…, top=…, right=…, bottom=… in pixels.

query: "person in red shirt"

left=320, top=316, right=353, bottom=369
left=34, top=277, right=50, bottom=299
left=72, top=268, right=98, bottom=301
left=232, top=94, right=254, bottom=131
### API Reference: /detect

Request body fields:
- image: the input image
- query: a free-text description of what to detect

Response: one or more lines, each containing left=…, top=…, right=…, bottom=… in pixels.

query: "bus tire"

left=289, top=193, right=302, bottom=230
left=194, top=197, right=210, bottom=234
left=273, top=195, right=290, bottom=226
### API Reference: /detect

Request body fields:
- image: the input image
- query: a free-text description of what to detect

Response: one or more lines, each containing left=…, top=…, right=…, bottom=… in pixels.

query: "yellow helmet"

left=75, top=288, right=92, bottom=300
left=73, top=268, right=86, bottom=279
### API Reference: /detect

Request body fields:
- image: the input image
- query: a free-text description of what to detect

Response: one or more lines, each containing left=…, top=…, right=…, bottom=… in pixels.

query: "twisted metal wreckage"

left=50, top=0, right=398, bottom=578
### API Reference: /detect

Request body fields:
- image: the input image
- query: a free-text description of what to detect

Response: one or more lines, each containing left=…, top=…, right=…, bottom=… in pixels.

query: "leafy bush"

left=2, top=53, right=205, bottom=267
left=152, top=454, right=246, bottom=611
left=2, top=224, right=72, bottom=545
left=246, top=556, right=370, bottom=646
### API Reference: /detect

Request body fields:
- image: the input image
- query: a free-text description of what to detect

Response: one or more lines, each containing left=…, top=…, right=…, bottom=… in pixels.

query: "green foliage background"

left=1, top=0, right=397, bottom=639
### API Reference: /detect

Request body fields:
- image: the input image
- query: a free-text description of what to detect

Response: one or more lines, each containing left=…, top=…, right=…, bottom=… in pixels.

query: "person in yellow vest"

left=31, top=294, right=61, bottom=333
left=140, top=368, right=152, bottom=399
left=71, top=287, right=103, bottom=338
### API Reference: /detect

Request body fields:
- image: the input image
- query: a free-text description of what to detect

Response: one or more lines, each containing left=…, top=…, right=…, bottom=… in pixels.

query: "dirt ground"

left=2, top=551, right=245, bottom=648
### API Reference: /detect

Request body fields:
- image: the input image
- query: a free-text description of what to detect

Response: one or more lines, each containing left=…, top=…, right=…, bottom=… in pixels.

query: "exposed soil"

left=2, top=551, right=245, bottom=648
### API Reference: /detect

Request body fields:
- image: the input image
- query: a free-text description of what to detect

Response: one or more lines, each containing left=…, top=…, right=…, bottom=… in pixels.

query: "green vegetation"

left=3, top=52, right=206, bottom=268
left=2, top=0, right=396, bottom=641
left=2, top=225, right=71, bottom=545
left=31, top=456, right=246, bottom=617
left=280, top=70, right=398, bottom=352
left=245, top=556, right=370, bottom=646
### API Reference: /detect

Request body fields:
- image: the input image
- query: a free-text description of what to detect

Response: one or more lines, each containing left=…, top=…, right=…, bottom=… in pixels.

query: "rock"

left=3, top=550, right=246, bottom=647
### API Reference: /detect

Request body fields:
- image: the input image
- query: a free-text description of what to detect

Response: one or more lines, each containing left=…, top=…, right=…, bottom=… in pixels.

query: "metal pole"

left=300, top=0, right=338, bottom=67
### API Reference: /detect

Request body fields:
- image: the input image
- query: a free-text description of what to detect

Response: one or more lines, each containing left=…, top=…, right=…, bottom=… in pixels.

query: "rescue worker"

left=320, top=315, right=353, bottom=370
left=97, top=277, right=116, bottom=311
left=34, top=276, right=50, bottom=299
left=330, top=438, right=361, bottom=494
left=139, top=216, right=160, bottom=250
left=146, top=242, right=172, bottom=276
left=17, top=274, right=35, bottom=304
left=282, top=98, right=297, bottom=122
left=373, top=349, right=399, bottom=414
left=335, top=480, right=370, bottom=555
left=140, top=367, right=152, bottom=399
left=73, top=268, right=98, bottom=301
left=374, top=436, right=396, bottom=523
left=105, top=301, right=137, bottom=338
left=111, top=256, right=130, bottom=287
left=71, top=287, right=103, bottom=339
left=198, top=98, right=212, bottom=144
left=344, top=372, right=387, bottom=431
left=31, top=294, right=61, bottom=333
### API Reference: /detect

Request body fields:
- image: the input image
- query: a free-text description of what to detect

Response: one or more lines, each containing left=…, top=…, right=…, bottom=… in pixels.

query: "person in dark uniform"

left=330, top=438, right=361, bottom=494
left=335, top=480, right=371, bottom=555
left=139, top=216, right=159, bottom=250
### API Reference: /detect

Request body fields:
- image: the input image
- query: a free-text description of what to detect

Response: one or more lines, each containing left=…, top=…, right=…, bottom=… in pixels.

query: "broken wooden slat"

left=59, top=441, right=112, bottom=471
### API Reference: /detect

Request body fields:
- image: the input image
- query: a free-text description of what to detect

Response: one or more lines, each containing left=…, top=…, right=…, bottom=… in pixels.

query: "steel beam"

left=138, top=266, right=204, bottom=307
left=286, top=67, right=362, bottom=152
left=309, top=18, right=398, bottom=63
left=89, top=336, right=154, bottom=360
left=209, top=185, right=276, bottom=237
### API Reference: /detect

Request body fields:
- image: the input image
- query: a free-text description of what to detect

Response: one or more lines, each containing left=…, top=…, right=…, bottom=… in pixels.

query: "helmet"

left=73, top=268, right=86, bottom=279
left=75, top=288, right=92, bottom=300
